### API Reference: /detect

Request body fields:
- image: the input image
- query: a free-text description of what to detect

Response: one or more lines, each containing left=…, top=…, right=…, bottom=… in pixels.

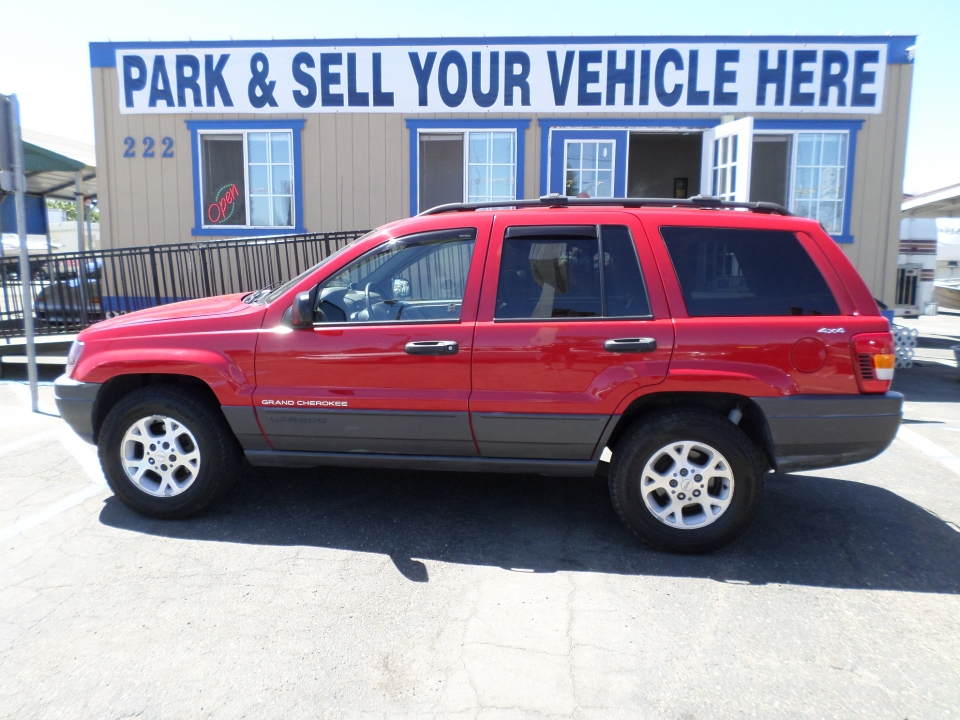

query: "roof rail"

left=418, top=194, right=791, bottom=217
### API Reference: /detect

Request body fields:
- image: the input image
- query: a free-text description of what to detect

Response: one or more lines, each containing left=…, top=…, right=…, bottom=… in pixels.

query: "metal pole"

left=75, top=171, right=85, bottom=253
left=43, top=194, right=51, bottom=255
left=11, top=96, right=38, bottom=411
left=86, top=202, right=93, bottom=250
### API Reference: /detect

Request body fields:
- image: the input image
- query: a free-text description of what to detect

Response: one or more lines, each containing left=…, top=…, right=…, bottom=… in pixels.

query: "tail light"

left=852, top=332, right=895, bottom=393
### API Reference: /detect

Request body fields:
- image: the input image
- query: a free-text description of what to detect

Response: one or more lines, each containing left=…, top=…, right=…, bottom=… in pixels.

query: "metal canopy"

left=901, top=183, right=960, bottom=219
left=20, top=130, right=96, bottom=200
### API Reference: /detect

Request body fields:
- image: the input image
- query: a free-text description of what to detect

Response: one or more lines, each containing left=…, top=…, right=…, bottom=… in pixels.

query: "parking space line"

left=0, top=483, right=107, bottom=543
left=0, top=431, right=55, bottom=458
left=55, top=430, right=106, bottom=486
left=896, top=426, right=960, bottom=478
left=0, top=381, right=109, bottom=542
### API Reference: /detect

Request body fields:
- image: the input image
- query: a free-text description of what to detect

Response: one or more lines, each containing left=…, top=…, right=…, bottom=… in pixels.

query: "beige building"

left=89, top=35, right=915, bottom=305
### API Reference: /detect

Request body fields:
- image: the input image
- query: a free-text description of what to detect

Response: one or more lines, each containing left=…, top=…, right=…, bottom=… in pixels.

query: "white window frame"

left=562, top=139, right=617, bottom=199
left=787, top=130, right=849, bottom=236
left=466, top=130, right=517, bottom=203
left=750, top=128, right=851, bottom=236
left=416, top=128, right=519, bottom=211
left=197, top=129, right=296, bottom=230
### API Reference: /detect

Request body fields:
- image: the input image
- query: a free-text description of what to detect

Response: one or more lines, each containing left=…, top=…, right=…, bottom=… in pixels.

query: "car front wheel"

left=608, top=409, right=766, bottom=553
left=98, top=386, right=240, bottom=519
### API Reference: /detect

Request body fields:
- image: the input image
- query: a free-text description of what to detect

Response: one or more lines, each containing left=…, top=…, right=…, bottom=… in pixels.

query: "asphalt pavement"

left=1, top=350, right=959, bottom=718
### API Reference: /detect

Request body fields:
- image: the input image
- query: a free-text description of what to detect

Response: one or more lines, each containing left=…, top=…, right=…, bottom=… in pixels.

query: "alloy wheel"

left=120, top=415, right=202, bottom=497
left=639, top=440, right=735, bottom=529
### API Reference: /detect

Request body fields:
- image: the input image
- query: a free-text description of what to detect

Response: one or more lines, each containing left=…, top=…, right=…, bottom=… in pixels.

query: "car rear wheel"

left=98, top=386, right=240, bottom=519
left=608, top=409, right=766, bottom=553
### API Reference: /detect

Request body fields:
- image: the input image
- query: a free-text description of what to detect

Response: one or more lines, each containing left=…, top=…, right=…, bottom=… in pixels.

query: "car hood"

left=91, top=293, right=254, bottom=329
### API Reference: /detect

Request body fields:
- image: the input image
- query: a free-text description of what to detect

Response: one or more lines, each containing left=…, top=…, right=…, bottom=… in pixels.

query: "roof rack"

left=419, top=194, right=791, bottom=217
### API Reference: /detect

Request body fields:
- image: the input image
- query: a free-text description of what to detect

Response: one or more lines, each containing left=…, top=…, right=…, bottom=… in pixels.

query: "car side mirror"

left=291, top=291, right=315, bottom=328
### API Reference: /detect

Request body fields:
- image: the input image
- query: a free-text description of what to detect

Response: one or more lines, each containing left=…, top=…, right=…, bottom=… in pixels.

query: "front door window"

left=314, top=228, right=477, bottom=323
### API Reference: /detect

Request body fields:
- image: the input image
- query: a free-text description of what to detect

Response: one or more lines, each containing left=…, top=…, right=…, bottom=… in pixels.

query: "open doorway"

left=627, top=133, right=702, bottom=199
left=749, top=135, right=792, bottom=207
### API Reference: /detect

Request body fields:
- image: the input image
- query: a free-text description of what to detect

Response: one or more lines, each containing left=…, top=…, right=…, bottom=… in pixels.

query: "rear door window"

left=660, top=227, right=839, bottom=316
left=495, top=225, right=650, bottom=319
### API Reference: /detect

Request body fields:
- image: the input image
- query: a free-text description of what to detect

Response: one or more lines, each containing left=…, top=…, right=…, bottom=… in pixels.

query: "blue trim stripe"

left=186, top=119, right=306, bottom=237
left=89, top=35, right=916, bottom=68
left=753, top=119, right=865, bottom=131
left=547, top=129, right=629, bottom=197
left=405, top=119, right=530, bottom=217
left=185, top=120, right=306, bottom=130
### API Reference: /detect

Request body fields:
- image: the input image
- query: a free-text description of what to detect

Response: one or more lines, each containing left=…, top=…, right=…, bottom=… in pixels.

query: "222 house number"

left=123, top=136, right=173, bottom=158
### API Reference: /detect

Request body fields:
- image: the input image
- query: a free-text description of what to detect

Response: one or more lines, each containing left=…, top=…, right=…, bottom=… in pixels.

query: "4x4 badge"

left=817, top=327, right=845, bottom=334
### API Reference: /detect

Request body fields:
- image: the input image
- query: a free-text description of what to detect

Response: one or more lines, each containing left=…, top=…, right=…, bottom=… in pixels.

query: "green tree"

left=45, top=199, right=99, bottom=222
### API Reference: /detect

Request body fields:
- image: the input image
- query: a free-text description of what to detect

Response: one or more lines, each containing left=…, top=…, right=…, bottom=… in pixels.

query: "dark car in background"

left=34, top=258, right=104, bottom=324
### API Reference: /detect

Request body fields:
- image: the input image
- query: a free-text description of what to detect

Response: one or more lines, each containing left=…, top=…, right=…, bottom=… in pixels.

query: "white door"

left=700, top=117, right=754, bottom=201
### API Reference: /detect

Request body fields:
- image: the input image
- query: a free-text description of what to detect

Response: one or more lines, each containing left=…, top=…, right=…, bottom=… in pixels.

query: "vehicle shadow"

left=893, top=361, right=960, bottom=403
left=99, top=465, right=960, bottom=593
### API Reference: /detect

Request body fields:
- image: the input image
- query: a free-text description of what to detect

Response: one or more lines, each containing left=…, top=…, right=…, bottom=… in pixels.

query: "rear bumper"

left=54, top=374, right=102, bottom=444
left=753, top=392, right=903, bottom=473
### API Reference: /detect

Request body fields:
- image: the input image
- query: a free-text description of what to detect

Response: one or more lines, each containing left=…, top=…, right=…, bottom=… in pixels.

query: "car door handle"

left=604, top=337, right=657, bottom=353
left=405, top=340, right=460, bottom=355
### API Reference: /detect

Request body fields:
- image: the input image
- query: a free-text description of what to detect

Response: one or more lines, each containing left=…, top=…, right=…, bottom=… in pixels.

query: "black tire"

left=608, top=409, right=766, bottom=553
left=98, top=385, right=241, bottom=519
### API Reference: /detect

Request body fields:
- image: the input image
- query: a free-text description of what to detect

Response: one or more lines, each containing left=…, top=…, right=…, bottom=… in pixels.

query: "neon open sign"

left=207, top=183, right=239, bottom=224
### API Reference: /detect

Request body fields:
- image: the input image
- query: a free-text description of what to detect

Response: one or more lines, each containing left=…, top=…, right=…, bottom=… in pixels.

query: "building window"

left=188, top=120, right=303, bottom=237
left=248, top=132, right=293, bottom=227
left=200, top=135, right=246, bottom=226
left=408, top=120, right=529, bottom=216
left=712, top=135, right=739, bottom=202
left=417, top=129, right=518, bottom=212
left=419, top=134, right=465, bottom=211
left=791, top=132, right=847, bottom=235
left=565, top=140, right=614, bottom=198
left=199, top=130, right=294, bottom=229
left=468, top=132, right=516, bottom=202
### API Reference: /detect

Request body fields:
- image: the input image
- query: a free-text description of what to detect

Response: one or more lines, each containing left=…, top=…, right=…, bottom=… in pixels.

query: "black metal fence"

left=0, top=230, right=367, bottom=339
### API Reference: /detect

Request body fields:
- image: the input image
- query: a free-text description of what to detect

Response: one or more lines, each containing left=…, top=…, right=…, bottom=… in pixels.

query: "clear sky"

left=1, top=0, right=957, bottom=194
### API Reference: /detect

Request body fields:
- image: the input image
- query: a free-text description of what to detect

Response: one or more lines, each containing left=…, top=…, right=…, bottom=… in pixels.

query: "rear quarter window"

left=660, top=227, right=840, bottom=317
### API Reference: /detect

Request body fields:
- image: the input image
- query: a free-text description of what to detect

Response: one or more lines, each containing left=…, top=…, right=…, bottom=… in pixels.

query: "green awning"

left=20, top=141, right=96, bottom=200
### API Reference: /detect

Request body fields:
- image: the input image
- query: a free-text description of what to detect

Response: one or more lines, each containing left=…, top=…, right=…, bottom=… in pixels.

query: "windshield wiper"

left=244, top=281, right=284, bottom=304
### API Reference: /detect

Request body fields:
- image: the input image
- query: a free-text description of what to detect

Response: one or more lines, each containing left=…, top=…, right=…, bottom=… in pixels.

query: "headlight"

left=65, top=340, right=84, bottom=378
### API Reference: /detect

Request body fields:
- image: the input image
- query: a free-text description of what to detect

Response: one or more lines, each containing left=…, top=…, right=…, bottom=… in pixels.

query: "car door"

left=253, top=218, right=490, bottom=455
left=469, top=211, right=675, bottom=460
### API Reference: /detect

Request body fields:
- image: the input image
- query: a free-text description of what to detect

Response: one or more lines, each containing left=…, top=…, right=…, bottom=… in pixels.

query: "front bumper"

left=54, top=374, right=102, bottom=444
left=753, top=392, right=903, bottom=473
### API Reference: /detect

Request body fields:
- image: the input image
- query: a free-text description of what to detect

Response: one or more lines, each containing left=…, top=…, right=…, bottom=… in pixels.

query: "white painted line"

left=0, top=483, right=106, bottom=543
left=0, top=378, right=109, bottom=542
left=56, top=429, right=106, bottom=486
left=6, top=381, right=32, bottom=407
left=897, top=426, right=960, bottom=478
left=0, top=430, right=55, bottom=458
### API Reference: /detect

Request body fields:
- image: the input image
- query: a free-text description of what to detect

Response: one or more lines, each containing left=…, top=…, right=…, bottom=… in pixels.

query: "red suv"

left=54, top=197, right=902, bottom=553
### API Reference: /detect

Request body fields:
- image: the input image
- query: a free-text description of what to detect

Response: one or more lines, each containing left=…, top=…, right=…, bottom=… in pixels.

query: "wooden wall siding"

left=93, top=64, right=911, bottom=302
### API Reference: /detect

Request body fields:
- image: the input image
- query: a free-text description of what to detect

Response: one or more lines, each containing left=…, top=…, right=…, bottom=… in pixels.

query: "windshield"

left=261, top=231, right=378, bottom=304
